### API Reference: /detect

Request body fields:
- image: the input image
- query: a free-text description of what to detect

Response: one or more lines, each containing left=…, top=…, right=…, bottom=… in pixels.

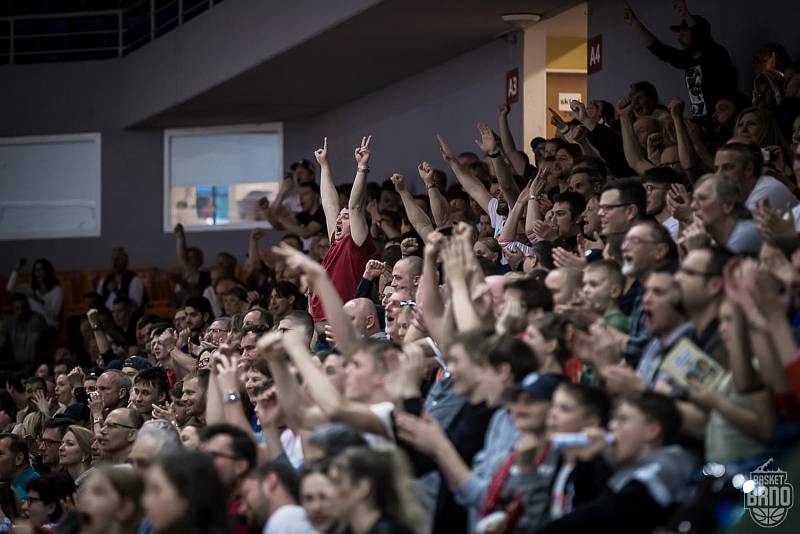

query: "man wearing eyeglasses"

left=97, top=407, right=143, bottom=464
left=598, top=179, right=647, bottom=238
left=36, top=419, right=71, bottom=473
left=200, top=424, right=257, bottom=534
left=674, top=247, right=732, bottom=361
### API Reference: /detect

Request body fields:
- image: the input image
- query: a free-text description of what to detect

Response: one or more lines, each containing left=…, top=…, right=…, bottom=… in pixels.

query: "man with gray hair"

left=129, top=419, right=182, bottom=471
left=90, top=369, right=133, bottom=435
left=689, top=174, right=762, bottom=254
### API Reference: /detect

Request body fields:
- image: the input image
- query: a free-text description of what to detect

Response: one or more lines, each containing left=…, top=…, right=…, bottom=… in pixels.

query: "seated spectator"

left=0, top=433, right=38, bottom=500
left=533, top=392, right=696, bottom=533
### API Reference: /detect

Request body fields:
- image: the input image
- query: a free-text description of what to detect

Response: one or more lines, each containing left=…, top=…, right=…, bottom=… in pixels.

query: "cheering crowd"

left=2, top=1, right=800, bottom=533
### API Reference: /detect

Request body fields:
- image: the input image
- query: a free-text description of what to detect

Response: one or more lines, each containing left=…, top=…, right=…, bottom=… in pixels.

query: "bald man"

left=544, top=268, right=583, bottom=308
left=343, top=298, right=384, bottom=339
left=391, top=256, right=423, bottom=289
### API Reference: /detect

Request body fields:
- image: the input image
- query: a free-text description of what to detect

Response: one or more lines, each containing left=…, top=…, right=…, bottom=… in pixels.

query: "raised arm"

left=617, top=96, right=654, bottom=175
left=391, top=173, right=434, bottom=238
left=436, top=134, right=493, bottom=214
left=348, top=136, right=372, bottom=247
left=173, top=224, right=192, bottom=275
left=476, top=122, right=520, bottom=206
left=271, top=243, right=359, bottom=357
left=257, top=332, right=324, bottom=430
left=441, top=239, right=481, bottom=332
left=272, top=212, right=323, bottom=239
left=418, top=162, right=451, bottom=228
left=622, top=1, right=656, bottom=47
left=497, top=104, right=527, bottom=176
left=315, top=137, right=340, bottom=239
left=282, top=328, right=390, bottom=437
left=668, top=98, right=700, bottom=175
left=499, top=180, right=532, bottom=244
left=525, top=170, right=549, bottom=238
left=244, top=229, right=264, bottom=276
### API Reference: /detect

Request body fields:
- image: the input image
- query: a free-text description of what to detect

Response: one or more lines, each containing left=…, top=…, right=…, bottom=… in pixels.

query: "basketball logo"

left=744, top=458, right=794, bottom=528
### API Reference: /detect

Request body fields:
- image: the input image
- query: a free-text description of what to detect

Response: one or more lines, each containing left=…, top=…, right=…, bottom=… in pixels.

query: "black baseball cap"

left=123, top=356, right=151, bottom=371
left=514, top=373, right=569, bottom=400
left=670, top=15, right=710, bottom=34
left=290, top=159, right=315, bottom=173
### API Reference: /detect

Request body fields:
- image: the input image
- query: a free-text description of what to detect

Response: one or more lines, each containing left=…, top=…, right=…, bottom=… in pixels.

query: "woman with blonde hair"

left=59, top=425, right=94, bottom=485
left=735, top=106, right=788, bottom=149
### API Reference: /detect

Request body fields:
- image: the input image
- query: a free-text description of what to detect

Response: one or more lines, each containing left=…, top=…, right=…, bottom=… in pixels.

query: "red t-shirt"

left=310, top=233, right=378, bottom=322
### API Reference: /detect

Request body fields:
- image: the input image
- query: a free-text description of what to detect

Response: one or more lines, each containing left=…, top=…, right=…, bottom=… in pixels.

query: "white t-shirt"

left=263, top=504, right=317, bottom=534
left=98, top=275, right=144, bottom=310
left=486, top=197, right=507, bottom=238
left=363, top=401, right=396, bottom=448
left=661, top=216, right=679, bottom=242
left=746, top=175, right=798, bottom=212
left=280, top=429, right=305, bottom=469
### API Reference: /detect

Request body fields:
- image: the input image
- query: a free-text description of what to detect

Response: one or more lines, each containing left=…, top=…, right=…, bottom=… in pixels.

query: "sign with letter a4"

left=506, top=68, right=519, bottom=105
left=588, top=34, right=602, bottom=74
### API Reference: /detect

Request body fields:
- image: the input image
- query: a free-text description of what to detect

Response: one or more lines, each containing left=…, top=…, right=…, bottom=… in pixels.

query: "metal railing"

left=0, top=0, right=224, bottom=64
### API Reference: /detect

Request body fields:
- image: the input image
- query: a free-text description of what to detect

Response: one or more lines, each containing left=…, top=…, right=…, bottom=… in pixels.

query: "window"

left=0, top=133, right=102, bottom=240
left=163, top=123, right=283, bottom=232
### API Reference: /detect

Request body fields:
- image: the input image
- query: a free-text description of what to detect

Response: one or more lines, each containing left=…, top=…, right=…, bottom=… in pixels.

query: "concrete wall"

left=0, top=35, right=522, bottom=271
left=289, top=36, right=524, bottom=191
left=586, top=0, right=800, bottom=103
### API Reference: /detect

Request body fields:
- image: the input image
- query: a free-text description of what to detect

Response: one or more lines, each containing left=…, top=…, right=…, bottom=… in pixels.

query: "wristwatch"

left=224, top=391, right=239, bottom=404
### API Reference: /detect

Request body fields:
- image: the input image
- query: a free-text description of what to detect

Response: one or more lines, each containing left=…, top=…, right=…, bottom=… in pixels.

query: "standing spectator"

left=623, top=0, right=735, bottom=117
left=5, top=258, right=63, bottom=328
left=97, top=247, right=145, bottom=311
left=310, top=137, right=379, bottom=333
left=0, top=293, right=48, bottom=367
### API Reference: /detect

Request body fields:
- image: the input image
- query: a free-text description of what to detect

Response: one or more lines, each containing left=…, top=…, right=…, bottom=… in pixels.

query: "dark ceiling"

left=135, top=0, right=583, bottom=129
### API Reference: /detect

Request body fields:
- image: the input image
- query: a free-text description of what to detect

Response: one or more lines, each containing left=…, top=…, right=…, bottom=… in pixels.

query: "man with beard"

left=309, top=136, right=379, bottom=337
left=200, top=424, right=261, bottom=534
left=437, top=131, right=517, bottom=239
left=642, top=168, right=682, bottom=240
left=619, top=221, right=679, bottom=367
left=181, top=370, right=209, bottom=425
left=623, top=0, right=734, bottom=117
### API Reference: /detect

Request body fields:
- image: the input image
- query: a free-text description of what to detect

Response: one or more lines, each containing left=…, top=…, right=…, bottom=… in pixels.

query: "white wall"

left=587, top=0, right=800, bottom=103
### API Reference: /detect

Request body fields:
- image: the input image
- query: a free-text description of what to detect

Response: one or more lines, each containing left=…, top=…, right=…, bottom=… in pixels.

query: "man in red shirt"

left=310, top=136, right=378, bottom=335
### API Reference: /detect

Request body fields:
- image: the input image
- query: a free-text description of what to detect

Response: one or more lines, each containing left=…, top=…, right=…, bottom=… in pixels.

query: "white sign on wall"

left=558, top=93, right=583, bottom=111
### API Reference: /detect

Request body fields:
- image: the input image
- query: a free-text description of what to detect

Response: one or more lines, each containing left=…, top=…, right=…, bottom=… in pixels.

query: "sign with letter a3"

left=506, top=68, right=519, bottom=105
